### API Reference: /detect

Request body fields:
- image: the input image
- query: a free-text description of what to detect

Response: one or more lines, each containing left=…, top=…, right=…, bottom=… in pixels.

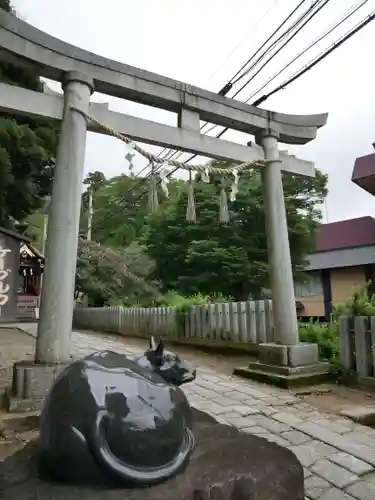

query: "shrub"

left=299, top=319, right=339, bottom=364
left=333, top=283, right=375, bottom=317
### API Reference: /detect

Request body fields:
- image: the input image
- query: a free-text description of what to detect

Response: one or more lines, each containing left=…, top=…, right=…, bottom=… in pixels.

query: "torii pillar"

left=234, top=128, right=330, bottom=388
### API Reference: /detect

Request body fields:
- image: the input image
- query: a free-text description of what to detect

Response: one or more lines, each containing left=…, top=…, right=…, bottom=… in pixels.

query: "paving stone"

left=227, top=404, right=260, bottom=416
left=228, top=385, right=272, bottom=399
left=224, top=415, right=257, bottom=429
left=211, top=396, right=238, bottom=407
left=251, top=415, right=290, bottom=434
left=329, top=452, right=374, bottom=476
left=222, top=390, right=250, bottom=402
left=310, top=459, right=358, bottom=488
left=194, top=402, right=232, bottom=416
left=264, top=433, right=290, bottom=447
left=298, top=422, right=375, bottom=467
left=304, top=474, right=332, bottom=500
left=319, top=486, right=357, bottom=500
left=346, top=473, right=375, bottom=500
left=349, top=431, right=375, bottom=449
left=271, top=411, right=303, bottom=427
left=192, top=387, right=218, bottom=399
left=216, top=411, right=244, bottom=422
left=312, top=418, right=353, bottom=435
left=240, top=425, right=269, bottom=435
left=340, top=406, right=375, bottom=426
left=304, top=467, right=312, bottom=478
left=281, top=430, right=312, bottom=445
left=339, top=441, right=375, bottom=467
left=288, top=441, right=337, bottom=468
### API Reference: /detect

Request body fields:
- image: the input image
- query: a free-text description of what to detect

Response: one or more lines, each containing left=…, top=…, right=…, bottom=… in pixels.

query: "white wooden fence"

left=73, top=300, right=274, bottom=346
left=340, top=316, right=375, bottom=386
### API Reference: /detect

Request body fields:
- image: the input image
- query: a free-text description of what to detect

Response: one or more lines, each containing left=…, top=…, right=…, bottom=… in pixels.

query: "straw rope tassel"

left=186, top=170, right=196, bottom=223
left=148, top=163, right=159, bottom=213
left=219, top=177, right=230, bottom=224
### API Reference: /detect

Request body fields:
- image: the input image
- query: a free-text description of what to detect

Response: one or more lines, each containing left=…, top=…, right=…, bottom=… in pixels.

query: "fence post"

left=339, top=316, right=353, bottom=371
left=214, top=303, right=224, bottom=340
left=229, top=302, right=239, bottom=342
left=206, top=304, right=215, bottom=340
left=370, top=317, right=375, bottom=375
left=255, top=301, right=266, bottom=344
left=264, top=299, right=274, bottom=342
left=354, top=316, right=370, bottom=378
left=222, top=302, right=230, bottom=340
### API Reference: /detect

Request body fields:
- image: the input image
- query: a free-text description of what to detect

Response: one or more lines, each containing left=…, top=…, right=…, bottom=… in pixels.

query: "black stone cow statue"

left=38, top=337, right=197, bottom=487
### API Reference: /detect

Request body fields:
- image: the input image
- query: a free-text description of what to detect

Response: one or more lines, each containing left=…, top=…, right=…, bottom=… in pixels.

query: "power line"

left=252, top=8, right=375, bottom=107
left=205, top=0, right=279, bottom=84
left=159, top=0, right=329, bottom=176
left=229, top=0, right=333, bottom=100
left=230, top=0, right=321, bottom=86
left=181, top=0, right=366, bottom=151
left=244, top=0, right=369, bottom=104
left=136, top=0, right=314, bottom=184
left=219, top=0, right=308, bottom=93
left=147, top=1, right=375, bottom=194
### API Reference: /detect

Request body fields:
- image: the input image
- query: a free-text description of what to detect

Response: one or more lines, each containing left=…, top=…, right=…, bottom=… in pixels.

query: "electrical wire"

left=135, top=0, right=313, bottom=184
left=251, top=8, right=375, bottom=107
left=153, top=2, right=375, bottom=187
left=243, top=0, right=369, bottom=104
left=229, top=0, right=333, bottom=101
left=162, top=0, right=331, bottom=174
left=205, top=0, right=279, bottom=84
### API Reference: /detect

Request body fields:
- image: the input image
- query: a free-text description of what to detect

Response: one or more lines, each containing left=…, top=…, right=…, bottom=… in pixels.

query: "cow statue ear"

left=149, top=335, right=156, bottom=351
left=155, top=338, right=164, bottom=357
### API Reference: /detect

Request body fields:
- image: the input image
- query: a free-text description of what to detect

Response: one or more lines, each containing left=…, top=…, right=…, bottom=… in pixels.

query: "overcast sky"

left=12, top=0, right=375, bottom=223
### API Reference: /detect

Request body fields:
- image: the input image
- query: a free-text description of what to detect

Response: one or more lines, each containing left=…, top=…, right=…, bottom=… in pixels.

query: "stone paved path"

left=6, top=323, right=375, bottom=500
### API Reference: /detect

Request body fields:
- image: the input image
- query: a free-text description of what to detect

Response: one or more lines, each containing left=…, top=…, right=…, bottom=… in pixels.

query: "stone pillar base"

left=6, top=360, right=70, bottom=413
left=233, top=342, right=330, bottom=389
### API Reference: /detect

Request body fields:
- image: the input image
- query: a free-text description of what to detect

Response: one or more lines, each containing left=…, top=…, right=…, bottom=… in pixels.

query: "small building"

left=0, top=227, right=44, bottom=322
left=296, top=217, right=375, bottom=320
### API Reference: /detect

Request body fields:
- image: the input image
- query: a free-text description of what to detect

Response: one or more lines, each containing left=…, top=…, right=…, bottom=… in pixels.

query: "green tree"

left=0, top=1, right=57, bottom=228
left=75, top=239, right=159, bottom=306
left=88, top=174, right=151, bottom=248
left=143, top=162, right=328, bottom=300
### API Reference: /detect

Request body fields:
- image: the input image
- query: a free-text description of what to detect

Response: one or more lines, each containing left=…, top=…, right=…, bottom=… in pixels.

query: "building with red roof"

left=296, top=216, right=375, bottom=320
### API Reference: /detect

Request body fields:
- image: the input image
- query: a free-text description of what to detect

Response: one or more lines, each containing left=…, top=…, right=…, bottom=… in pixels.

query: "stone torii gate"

left=0, top=10, right=328, bottom=408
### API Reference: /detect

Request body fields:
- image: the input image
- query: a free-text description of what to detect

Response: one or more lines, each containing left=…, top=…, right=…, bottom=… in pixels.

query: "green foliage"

left=145, top=290, right=228, bottom=308
left=0, top=1, right=57, bottom=229
left=144, top=163, right=328, bottom=300
left=75, top=239, right=159, bottom=306
left=299, top=319, right=340, bottom=364
left=333, top=283, right=375, bottom=317
left=84, top=174, right=151, bottom=248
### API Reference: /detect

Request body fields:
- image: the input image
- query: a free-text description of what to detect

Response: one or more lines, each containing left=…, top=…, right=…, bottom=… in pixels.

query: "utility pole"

left=87, top=187, right=93, bottom=241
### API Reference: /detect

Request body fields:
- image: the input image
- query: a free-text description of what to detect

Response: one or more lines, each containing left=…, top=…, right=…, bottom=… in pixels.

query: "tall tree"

left=0, top=1, right=57, bottom=228
left=75, top=239, right=159, bottom=306
left=143, top=162, right=328, bottom=300
left=87, top=174, right=152, bottom=248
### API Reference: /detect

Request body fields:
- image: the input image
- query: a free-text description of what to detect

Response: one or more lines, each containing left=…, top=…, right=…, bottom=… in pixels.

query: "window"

left=294, top=272, right=323, bottom=297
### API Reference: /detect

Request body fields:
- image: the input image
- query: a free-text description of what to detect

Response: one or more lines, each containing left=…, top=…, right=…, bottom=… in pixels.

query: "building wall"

left=330, top=266, right=367, bottom=304
left=296, top=265, right=369, bottom=319
left=297, top=294, right=325, bottom=318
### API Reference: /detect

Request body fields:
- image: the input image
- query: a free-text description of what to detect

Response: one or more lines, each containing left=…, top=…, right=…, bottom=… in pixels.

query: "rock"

left=0, top=408, right=304, bottom=500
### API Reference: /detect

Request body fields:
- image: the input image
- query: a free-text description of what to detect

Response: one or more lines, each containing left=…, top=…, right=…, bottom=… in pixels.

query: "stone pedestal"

left=234, top=342, right=330, bottom=388
left=6, top=361, right=69, bottom=413
left=0, top=408, right=305, bottom=499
